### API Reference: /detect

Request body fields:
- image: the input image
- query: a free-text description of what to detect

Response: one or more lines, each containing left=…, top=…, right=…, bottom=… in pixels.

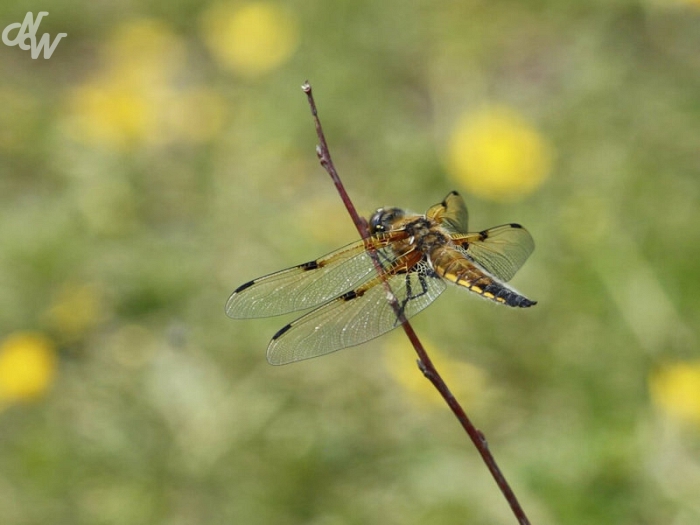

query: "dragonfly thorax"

left=404, top=217, right=449, bottom=254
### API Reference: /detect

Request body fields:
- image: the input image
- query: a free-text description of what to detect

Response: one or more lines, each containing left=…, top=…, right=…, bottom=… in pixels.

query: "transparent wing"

left=452, top=224, right=534, bottom=282
left=225, top=237, right=404, bottom=319
left=267, top=260, right=446, bottom=365
left=426, top=190, right=469, bottom=233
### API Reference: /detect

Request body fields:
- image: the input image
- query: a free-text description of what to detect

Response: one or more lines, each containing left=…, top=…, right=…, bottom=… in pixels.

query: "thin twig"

left=301, top=81, right=532, bottom=525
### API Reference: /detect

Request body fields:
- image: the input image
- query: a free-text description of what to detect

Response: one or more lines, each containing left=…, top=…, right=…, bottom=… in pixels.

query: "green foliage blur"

left=1, top=1, right=699, bottom=524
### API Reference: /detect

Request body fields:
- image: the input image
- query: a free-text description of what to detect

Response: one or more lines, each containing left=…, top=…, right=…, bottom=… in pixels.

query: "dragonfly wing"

left=426, top=191, right=469, bottom=234
left=453, top=224, right=535, bottom=282
left=267, top=260, right=446, bottom=365
left=226, top=240, right=400, bottom=318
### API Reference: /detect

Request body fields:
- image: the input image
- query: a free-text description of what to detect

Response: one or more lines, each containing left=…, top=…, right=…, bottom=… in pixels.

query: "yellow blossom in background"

left=66, top=18, right=226, bottom=151
left=649, top=361, right=700, bottom=425
left=0, top=333, right=57, bottom=402
left=102, top=18, right=186, bottom=83
left=200, top=2, right=299, bottom=76
left=45, top=283, right=105, bottom=343
left=447, top=106, right=553, bottom=202
left=69, top=84, right=152, bottom=150
left=384, top=334, right=489, bottom=409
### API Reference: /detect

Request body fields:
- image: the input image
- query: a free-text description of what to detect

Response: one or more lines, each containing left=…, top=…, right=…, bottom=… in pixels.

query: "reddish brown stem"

left=301, top=81, right=531, bottom=525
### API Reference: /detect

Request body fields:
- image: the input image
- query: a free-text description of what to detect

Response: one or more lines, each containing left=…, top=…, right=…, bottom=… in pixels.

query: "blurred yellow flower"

left=69, top=84, right=152, bottom=150
left=200, top=2, right=299, bottom=76
left=0, top=332, right=57, bottom=402
left=650, top=361, right=700, bottom=425
left=66, top=18, right=226, bottom=151
left=447, top=106, right=553, bottom=202
left=103, top=17, right=186, bottom=83
left=384, top=334, right=488, bottom=409
left=45, top=283, right=104, bottom=343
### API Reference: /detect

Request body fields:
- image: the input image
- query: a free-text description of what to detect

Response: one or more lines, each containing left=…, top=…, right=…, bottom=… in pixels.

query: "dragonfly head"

left=369, top=207, right=405, bottom=234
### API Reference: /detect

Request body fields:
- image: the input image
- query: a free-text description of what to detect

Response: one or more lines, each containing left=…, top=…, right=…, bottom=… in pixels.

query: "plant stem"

left=301, top=81, right=532, bottom=525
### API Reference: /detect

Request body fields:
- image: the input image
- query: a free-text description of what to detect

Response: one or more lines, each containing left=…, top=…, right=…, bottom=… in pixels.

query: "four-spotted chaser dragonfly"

left=226, top=191, right=536, bottom=365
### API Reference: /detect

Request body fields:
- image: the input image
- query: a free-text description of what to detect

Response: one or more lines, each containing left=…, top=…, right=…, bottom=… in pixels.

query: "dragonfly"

left=226, top=191, right=536, bottom=365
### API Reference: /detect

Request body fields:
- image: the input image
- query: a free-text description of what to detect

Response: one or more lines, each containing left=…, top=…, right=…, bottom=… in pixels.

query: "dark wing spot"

left=441, top=190, right=460, bottom=207
left=300, top=260, right=319, bottom=271
left=341, top=290, right=359, bottom=301
left=272, top=323, right=293, bottom=340
left=233, top=280, right=256, bottom=293
left=509, top=223, right=523, bottom=229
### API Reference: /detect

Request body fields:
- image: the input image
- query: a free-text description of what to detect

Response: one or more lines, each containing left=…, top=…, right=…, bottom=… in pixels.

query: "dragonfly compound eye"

left=369, top=207, right=404, bottom=233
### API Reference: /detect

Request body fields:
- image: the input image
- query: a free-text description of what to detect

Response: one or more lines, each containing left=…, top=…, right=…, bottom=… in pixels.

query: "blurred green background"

left=1, top=1, right=699, bottom=524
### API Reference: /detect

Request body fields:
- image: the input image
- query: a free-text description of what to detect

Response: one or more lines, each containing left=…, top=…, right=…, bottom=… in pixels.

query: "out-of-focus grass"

left=0, top=1, right=699, bottom=524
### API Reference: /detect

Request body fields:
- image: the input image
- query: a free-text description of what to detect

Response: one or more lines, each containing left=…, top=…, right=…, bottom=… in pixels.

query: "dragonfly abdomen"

left=432, top=250, right=536, bottom=308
